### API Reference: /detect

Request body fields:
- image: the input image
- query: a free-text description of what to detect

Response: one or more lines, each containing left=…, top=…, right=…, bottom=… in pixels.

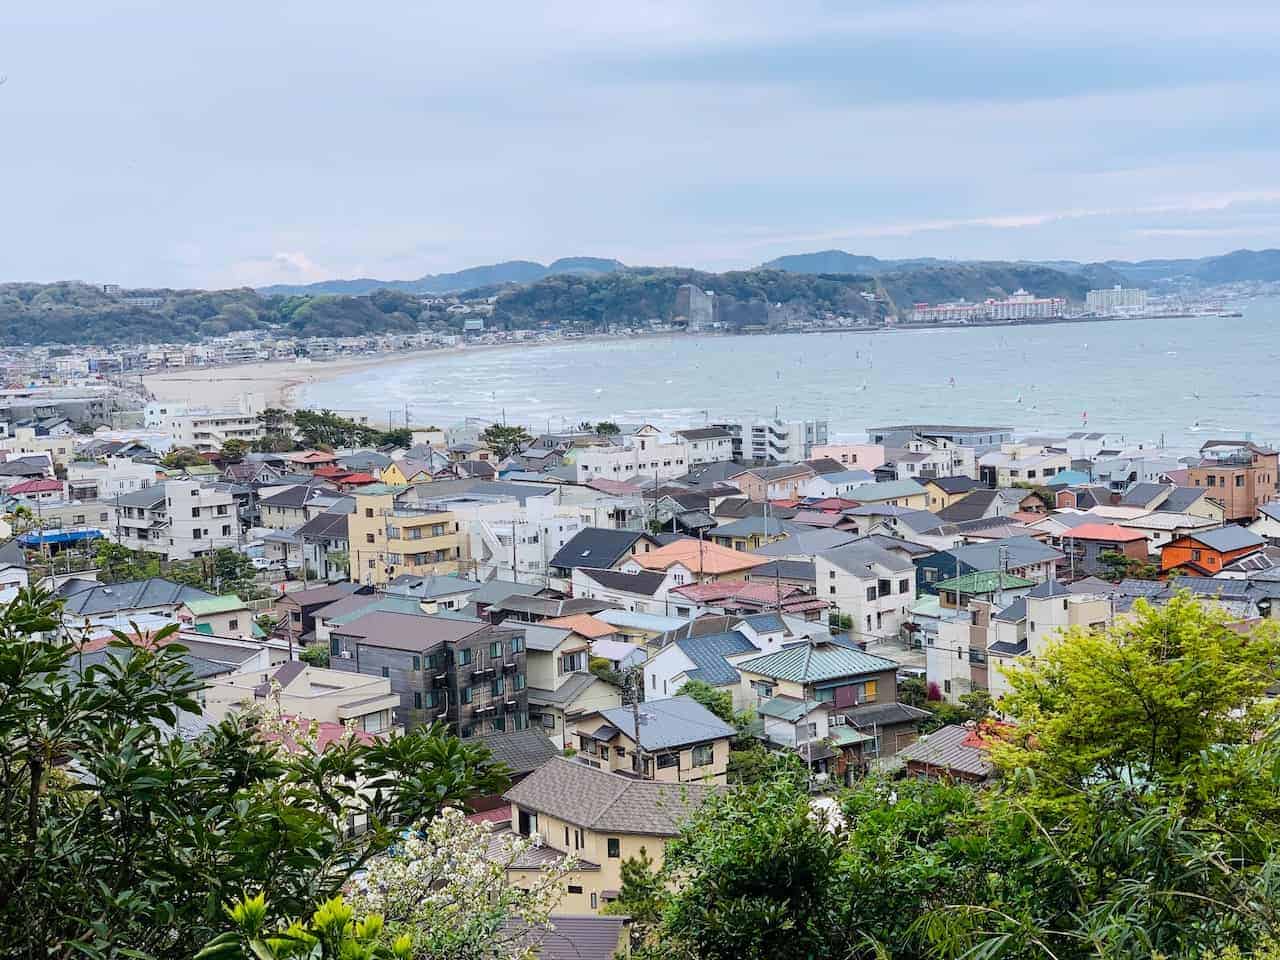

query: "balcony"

left=471, top=665, right=496, bottom=679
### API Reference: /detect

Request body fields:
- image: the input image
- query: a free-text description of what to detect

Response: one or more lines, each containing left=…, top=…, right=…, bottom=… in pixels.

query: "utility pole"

left=629, top=666, right=647, bottom=780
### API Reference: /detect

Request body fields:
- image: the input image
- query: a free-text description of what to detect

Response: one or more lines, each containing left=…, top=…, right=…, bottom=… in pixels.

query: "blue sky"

left=3, top=1, right=1279, bottom=287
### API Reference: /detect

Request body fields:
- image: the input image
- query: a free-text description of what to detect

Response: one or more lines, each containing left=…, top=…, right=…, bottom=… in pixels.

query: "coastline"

left=140, top=312, right=1177, bottom=413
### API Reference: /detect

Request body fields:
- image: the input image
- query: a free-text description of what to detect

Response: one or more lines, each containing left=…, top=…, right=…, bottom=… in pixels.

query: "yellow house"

left=569, top=695, right=734, bottom=784
left=922, top=477, right=983, bottom=511
left=347, top=486, right=461, bottom=586
left=379, top=460, right=433, bottom=486
left=504, top=756, right=720, bottom=913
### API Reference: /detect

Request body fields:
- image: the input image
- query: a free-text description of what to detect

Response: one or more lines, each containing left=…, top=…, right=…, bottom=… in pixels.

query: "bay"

left=298, top=296, right=1280, bottom=455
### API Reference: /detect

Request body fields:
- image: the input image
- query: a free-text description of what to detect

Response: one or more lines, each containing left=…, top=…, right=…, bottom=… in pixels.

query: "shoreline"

left=140, top=312, right=1197, bottom=413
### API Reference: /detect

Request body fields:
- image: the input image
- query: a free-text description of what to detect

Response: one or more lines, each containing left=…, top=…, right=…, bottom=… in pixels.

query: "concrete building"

left=673, top=284, right=715, bottom=331
left=714, top=417, right=829, bottom=463
left=1186, top=441, right=1279, bottom=522
left=673, top=426, right=734, bottom=465
left=867, top=424, right=1013, bottom=449
left=67, top=457, right=157, bottom=500
left=146, top=393, right=265, bottom=453
left=202, top=662, right=401, bottom=735
left=347, top=487, right=462, bottom=586
left=816, top=540, right=917, bottom=641
left=573, top=426, right=689, bottom=483
left=113, top=480, right=238, bottom=559
left=1086, top=285, right=1148, bottom=315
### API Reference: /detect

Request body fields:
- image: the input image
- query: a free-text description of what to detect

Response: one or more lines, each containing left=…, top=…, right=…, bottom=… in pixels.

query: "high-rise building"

left=714, top=417, right=829, bottom=463
left=1086, top=285, right=1148, bottom=315
left=673, top=284, right=714, bottom=331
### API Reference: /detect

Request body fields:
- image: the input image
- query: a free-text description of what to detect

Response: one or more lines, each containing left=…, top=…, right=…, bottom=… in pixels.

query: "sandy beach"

left=143, top=351, right=443, bottom=410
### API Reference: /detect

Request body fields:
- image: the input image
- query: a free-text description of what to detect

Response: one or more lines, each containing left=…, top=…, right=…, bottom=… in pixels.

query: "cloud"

left=224, top=252, right=330, bottom=288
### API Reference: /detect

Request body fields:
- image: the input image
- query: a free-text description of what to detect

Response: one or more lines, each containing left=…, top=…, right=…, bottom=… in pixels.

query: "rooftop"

left=934, top=571, right=1035, bottom=594
left=630, top=539, right=768, bottom=575
left=594, top=695, right=735, bottom=750
left=735, top=640, right=898, bottom=684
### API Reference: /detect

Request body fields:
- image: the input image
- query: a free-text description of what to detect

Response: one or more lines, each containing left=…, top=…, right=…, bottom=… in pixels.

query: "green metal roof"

left=182, top=594, right=249, bottom=616
left=757, top=696, right=824, bottom=722
left=353, top=483, right=408, bottom=496
left=736, top=641, right=898, bottom=684
left=933, top=571, right=1034, bottom=595
left=828, top=726, right=875, bottom=747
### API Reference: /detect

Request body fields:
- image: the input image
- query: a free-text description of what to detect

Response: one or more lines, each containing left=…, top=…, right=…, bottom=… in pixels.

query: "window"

left=750, top=680, right=774, bottom=698
left=228, top=618, right=238, bottom=630
left=462, top=685, right=473, bottom=704
left=513, top=672, right=525, bottom=690
left=1236, top=475, right=1245, bottom=487
left=365, top=507, right=374, bottom=518
left=460, top=724, right=473, bottom=738
left=590, top=892, right=598, bottom=910
left=656, top=753, right=679, bottom=769
left=491, top=676, right=504, bottom=696
left=614, top=745, right=625, bottom=757
left=191, top=506, right=201, bottom=518
left=412, top=655, right=421, bottom=670
left=1192, top=548, right=1202, bottom=562
left=458, top=648, right=472, bottom=666
left=510, top=636, right=523, bottom=654
left=692, top=743, right=714, bottom=767
left=541, top=712, right=555, bottom=730
left=567, top=885, right=583, bottom=895
left=490, top=640, right=502, bottom=658
left=413, top=692, right=422, bottom=709
left=830, top=586, right=836, bottom=595
left=898, top=579, right=909, bottom=593
left=381, top=666, right=389, bottom=678
left=608, top=837, right=621, bottom=858
left=366, top=533, right=375, bottom=544
left=828, top=570, right=836, bottom=579
left=863, top=679, right=878, bottom=702
left=878, top=579, right=891, bottom=597
left=1207, top=475, right=1216, bottom=487
left=865, top=585, right=877, bottom=602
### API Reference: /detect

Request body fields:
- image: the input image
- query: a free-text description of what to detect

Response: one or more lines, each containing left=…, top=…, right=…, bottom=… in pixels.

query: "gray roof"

left=1118, top=482, right=1172, bottom=508
left=947, top=536, right=1063, bottom=570
left=114, top=485, right=167, bottom=509
left=844, top=701, right=931, bottom=730
left=498, top=917, right=627, bottom=960
left=712, top=515, right=796, bottom=538
left=744, top=559, right=816, bottom=582
left=1157, top=488, right=1210, bottom=514
left=732, top=463, right=814, bottom=482
left=674, top=460, right=746, bottom=486
left=335, top=610, right=499, bottom=652
left=737, top=612, right=786, bottom=634
left=0, top=538, right=27, bottom=569
left=595, top=696, right=735, bottom=750
left=674, top=629, right=756, bottom=685
left=69, top=645, right=234, bottom=681
left=504, top=756, right=719, bottom=834
left=928, top=476, right=984, bottom=494
left=819, top=539, right=916, bottom=575
left=675, top=427, right=732, bottom=441
left=550, top=528, right=649, bottom=571
left=521, top=623, right=574, bottom=652
left=259, top=483, right=338, bottom=509
left=404, top=477, right=557, bottom=507
left=476, top=728, right=561, bottom=776
left=469, top=578, right=542, bottom=606
left=576, top=567, right=669, bottom=597
left=295, top=511, right=349, bottom=540
left=1183, top=526, right=1265, bottom=553
left=527, top=671, right=606, bottom=707
left=753, top=528, right=858, bottom=558
left=315, top=593, right=423, bottom=627
left=895, top=723, right=993, bottom=777
left=278, top=581, right=367, bottom=610
left=384, top=573, right=479, bottom=600
left=338, top=450, right=393, bottom=470
left=60, top=578, right=214, bottom=616
left=994, top=597, right=1027, bottom=622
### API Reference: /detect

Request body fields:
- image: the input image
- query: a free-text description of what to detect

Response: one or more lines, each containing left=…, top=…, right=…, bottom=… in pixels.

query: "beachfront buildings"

left=145, top=393, right=266, bottom=453
left=713, top=417, right=829, bottom=463
left=1086, top=285, right=1148, bottom=315
left=1185, top=441, right=1279, bottom=521
left=347, top=488, right=463, bottom=586
left=572, top=426, right=689, bottom=482
left=674, top=426, right=734, bottom=465
left=908, top=290, right=1066, bottom=324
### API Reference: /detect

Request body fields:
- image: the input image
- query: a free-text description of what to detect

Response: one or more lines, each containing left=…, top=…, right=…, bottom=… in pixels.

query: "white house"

left=573, top=425, right=689, bottom=483
left=799, top=469, right=876, bottom=499
left=815, top=540, right=917, bottom=641
left=674, top=427, right=734, bottom=466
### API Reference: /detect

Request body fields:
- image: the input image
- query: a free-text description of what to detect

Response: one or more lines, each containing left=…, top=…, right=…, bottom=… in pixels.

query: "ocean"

left=298, top=296, right=1280, bottom=455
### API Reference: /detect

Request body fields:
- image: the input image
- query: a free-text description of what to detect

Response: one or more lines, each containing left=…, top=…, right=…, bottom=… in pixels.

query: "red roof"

left=337, top=472, right=377, bottom=485
left=1062, top=523, right=1147, bottom=542
left=806, top=497, right=860, bottom=512
left=670, top=579, right=801, bottom=603
left=8, top=478, right=61, bottom=494
left=467, top=807, right=513, bottom=825
left=312, top=465, right=346, bottom=477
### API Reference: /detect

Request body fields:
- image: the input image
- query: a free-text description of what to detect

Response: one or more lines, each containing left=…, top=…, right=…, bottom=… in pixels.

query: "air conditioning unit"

left=340, top=650, right=352, bottom=659
left=832, top=715, right=846, bottom=726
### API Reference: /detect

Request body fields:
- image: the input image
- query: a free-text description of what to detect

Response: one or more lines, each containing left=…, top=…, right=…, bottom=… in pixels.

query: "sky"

left=3, top=1, right=1280, bottom=289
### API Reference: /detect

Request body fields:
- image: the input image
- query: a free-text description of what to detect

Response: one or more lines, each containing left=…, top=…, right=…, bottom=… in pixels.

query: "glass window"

left=607, top=838, right=621, bottom=858
left=380, top=666, right=389, bottom=678
left=462, top=686, right=473, bottom=704
left=412, top=655, right=421, bottom=670
left=413, top=692, right=422, bottom=709
left=458, top=648, right=472, bottom=665
left=656, top=753, right=678, bottom=769
left=692, top=743, right=714, bottom=767
left=490, top=640, right=502, bottom=658
left=510, top=636, right=524, bottom=654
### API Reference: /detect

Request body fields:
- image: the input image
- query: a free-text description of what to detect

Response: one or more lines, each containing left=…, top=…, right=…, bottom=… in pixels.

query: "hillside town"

left=4, top=390, right=1280, bottom=953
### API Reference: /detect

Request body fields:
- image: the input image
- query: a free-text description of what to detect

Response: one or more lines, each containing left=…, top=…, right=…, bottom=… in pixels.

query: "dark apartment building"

left=329, top=610, right=529, bottom=739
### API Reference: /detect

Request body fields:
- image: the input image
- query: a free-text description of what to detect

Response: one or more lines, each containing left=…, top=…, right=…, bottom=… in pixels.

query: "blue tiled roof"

left=676, top=629, right=755, bottom=686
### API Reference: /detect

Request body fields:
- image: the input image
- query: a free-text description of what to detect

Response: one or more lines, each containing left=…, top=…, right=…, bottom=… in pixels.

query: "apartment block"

left=347, top=488, right=462, bottom=586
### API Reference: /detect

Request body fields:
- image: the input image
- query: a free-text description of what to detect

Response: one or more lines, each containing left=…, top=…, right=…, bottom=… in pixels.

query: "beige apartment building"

left=202, top=661, right=401, bottom=735
left=347, top=488, right=462, bottom=586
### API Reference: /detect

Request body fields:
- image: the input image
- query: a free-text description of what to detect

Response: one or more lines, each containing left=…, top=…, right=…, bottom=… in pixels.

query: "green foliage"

left=587, top=655, right=623, bottom=687
left=879, top=262, right=1100, bottom=315
left=660, top=767, right=848, bottom=960
left=220, top=438, right=249, bottom=462
left=198, top=893, right=411, bottom=960
left=0, top=585, right=509, bottom=958
left=1097, top=548, right=1160, bottom=581
left=594, top=421, right=620, bottom=436
left=897, top=676, right=928, bottom=708
left=162, top=446, right=209, bottom=468
left=477, top=423, right=532, bottom=458
left=299, top=645, right=330, bottom=668
left=604, top=846, right=664, bottom=949
left=677, top=678, right=734, bottom=724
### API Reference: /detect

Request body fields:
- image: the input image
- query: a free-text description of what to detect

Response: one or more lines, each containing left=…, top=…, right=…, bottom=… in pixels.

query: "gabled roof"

left=946, top=536, right=1063, bottom=570
left=181, top=594, right=249, bottom=616
left=1118, top=482, right=1172, bottom=508
left=846, top=479, right=926, bottom=502
left=745, top=558, right=817, bottom=582
left=476, top=728, right=560, bottom=776
left=295, top=511, right=349, bottom=540
left=675, top=427, right=732, bottom=441
left=277, top=581, right=367, bottom=610
left=1061, top=522, right=1148, bottom=543
left=333, top=610, right=497, bottom=652
left=550, top=528, right=651, bottom=571
left=935, top=571, right=1035, bottom=594
left=673, top=629, right=756, bottom=686
left=576, top=567, right=669, bottom=597
left=60, top=578, right=215, bottom=616
left=731, top=463, right=815, bottom=483
left=383, top=573, right=479, bottom=600
left=504, top=756, right=718, bottom=835
left=735, top=640, right=897, bottom=683
left=630, top=539, right=768, bottom=575
left=1173, top=526, right=1266, bottom=553
left=1156, top=486, right=1214, bottom=513
left=595, top=696, right=734, bottom=749
left=541, top=613, right=616, bottom=639
left=895, top=723, right=994, bottom=777
left=818, top=539, right=915, bottom=575
left=752, top=528, right=859, bottom=558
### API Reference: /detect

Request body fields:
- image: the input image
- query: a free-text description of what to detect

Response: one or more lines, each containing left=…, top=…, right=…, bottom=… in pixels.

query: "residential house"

left=571, top=568, right=680, bottom=617
left=67, top=457, right=158, bottom=500
left=866, top=423, right=1013, bottom=449
left=923, top=476, right=985, bottom=510
left=1117, top=511, right=1221, bottom=554
left=926, top=571, right=1035, bottom=702
left=643, top=628, right=763, bottom=706
left=592, top=608, right=690, bottom=645
left=383, top=572, right=480, bottom=612
left=1157, top=485, right=1226, bottom=523
left=815, top=539, right=917, bottom=640
left=1250, top=502, right=1280, bottom=543
left=809, top=443, right=887, bottom=471
left=497, top=916, right=631, bottom=960
left=751, top=527, right=859, bottom=559
left=977, top=444, right=1069, bottom=487
left=798, top=469, right=876, bottom=499
left=295, top=510, right=351, bottom=581
left=934, top=487, right=1034, bottom=523
left=177, top=594, right=254, bottom=638
left=524, top=623, right=622, bottom=749
left=504, top=757, right=719, bottom=913
left=895, top=723, right=994, bottom=782
left=473, top=727, right=561, bottom=807
left=665, top=579, right=829, bottom=620
left=716, top=417, right=829, bottom=463
left=1055, top=484, right=1116, bottom=511
left=844, top=478, right=930, bottom=510
left=744, top=558, right=819, bottom=595
left=1160, top=526, right=1268, bottom=576
left=622, top=538, right=768, bottom=584
left=1058, top=523, right=1150, bottom=578
left=329, top=610, right=530, bottom=738
left=548, top=528, right=660, bottom=583
left=728, top=464, right=815, bottom=502
left=202, top=661, right=400, bottom=735
left=287, top=450, right=340, bottom=474
left=573, top=426, right=689, bottom=483
left=708, top=515, right=793, bottom=551
left=571, top=696, right=735, bottom=783
left=112, top=480, right=238, bottom=560
left=1186, top=441, right=1280, bottom=521
left=6, top=478, right=67, bottom=503
left=916, top=537, right=1063, bottom=594
left=674, top=427, right=734, bottom=465
left=259, top=483, right=340, bottom=530
left=275, top=582, right=371, bottom=643
left=58, top=577, right=214, bottom=629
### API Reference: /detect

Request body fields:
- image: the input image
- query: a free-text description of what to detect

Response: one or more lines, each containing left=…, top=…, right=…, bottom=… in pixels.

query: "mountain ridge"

left=260, top=257, right=625, bottom=296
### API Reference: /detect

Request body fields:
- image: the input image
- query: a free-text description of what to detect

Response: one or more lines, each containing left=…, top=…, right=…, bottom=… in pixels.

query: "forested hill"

left=0, top=283, right=432, bottom=345
left=259, top=256, right=625, bottom=296
left=875, top=263, right=1113, bottom=312
left=486, top=268, right=884, bottom=328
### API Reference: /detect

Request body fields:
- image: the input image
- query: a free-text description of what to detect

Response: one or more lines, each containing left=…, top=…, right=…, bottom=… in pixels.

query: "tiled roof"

left=935, top=571, right=1035, bottom=594
left=498, top=916, right=627, bottom=960
left=60, top=578, right=214, bottom=616
left=736, top=641, right=897, bottom=683
left=181, top=594, right=248, bottom=616
left=541, top=614, right=616, bottom=640
left=758, top=696, right=824, bottom=721
left=504, top=756, right=719, bottom=835
left=675, top=629, right=756, bottom=685
left=630, top=539, right=768, bottom=575
left=1177, top=526, right=1265, bottom=553
left=1060, top=522, right=1148, bottom=542
left=335, top=610, right=497, bottom=652
left=819, top=540, right=915, bottom=575
left=847, top=479, right=926, bottom=502
left=476, top=728, right=561, bottom=776
left=576, top=567, right=669, bottom=597
left=549, top=528, right=648, bottom=571
left=895, top=723, right=995, bottom=778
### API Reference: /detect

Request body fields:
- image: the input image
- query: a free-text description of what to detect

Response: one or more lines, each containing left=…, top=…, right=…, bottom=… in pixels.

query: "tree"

left=198, top=894, right=411, bottom=960
left=220, top=438, right=249, bottom=462
left=659, top=767, right=849, bottom=960
left=594, top=421, right=620, bottom=436
left=676, top=678, right=733, bottom=724
left=162, top=446, right=208, bottom=468
left=993, top=593, right=1280, bottom=792
left=299, top=644, right=330, bottom=668
left=0, top=588, right=509, bottom=958
left=478, top=423, right=532, bottom=459
left=1097, top=548, right=1160, bottom=582
left=604, top=846, right=664, bottom=950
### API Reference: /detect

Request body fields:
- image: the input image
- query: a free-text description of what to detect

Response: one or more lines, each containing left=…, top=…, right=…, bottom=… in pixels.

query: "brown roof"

left=334, top=610, right=496, bottom=652
left=540, top=613, right=617, bottom=640
left=630, top=539, right=768, bottom=575
left=504, top=756, right=720, bottom=835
